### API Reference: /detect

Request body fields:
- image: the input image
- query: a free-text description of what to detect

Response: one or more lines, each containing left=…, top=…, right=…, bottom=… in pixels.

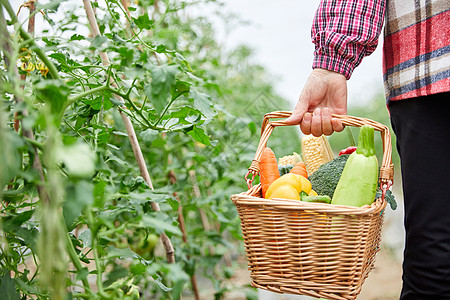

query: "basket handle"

left=245, top=111, right=394, bottom=196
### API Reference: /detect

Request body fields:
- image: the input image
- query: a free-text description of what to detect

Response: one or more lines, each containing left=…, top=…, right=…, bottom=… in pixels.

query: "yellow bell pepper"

left=265, top=173, right=312, bottom=200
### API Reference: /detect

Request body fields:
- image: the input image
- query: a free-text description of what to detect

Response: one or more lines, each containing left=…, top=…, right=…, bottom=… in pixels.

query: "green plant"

left=0, top=0, right=298, bottom=299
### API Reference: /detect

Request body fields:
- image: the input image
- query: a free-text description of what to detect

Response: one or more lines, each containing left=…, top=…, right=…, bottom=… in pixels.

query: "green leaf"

left=0, top=129, right=23, bottom=187
left=376, top=189, right=397, bottom=210
left=0, top=272, right=20, bottom=300
left=49, top=53, right=67, bottom=64
left=166, top=264, right=189, bottom=300
left=2, top=210, right=34, bottom=231
left=140, top=214, right=181, bottom=236
left=34, top=79, right=69, bottom=114
left=132, top=13, right=153, bottom=30
left=172, top=80, right=190, bottom=95
left=69, top=34, right=85, bottom=41
left=130, top=264, right=147, bottom=276
left=79, top=229, right=92, bottom=248
left=83, top=96, right=103, bottom=110
left=155, top=44, right=166, bottom=53
left=145, top=65, right=178, bottom=114
left=90, top=35, right=107, bottom=49
left=36, top=0, right=64, bottom=11
left=75, top=268, right=89, bottom=281
left=93, top=180, right=107, bottom=208
left=190, top=89, right=216, bottom=118
left=187, top=126, right=211, bottom=146
left=63, top=181, right=94, bottom=227
left=106, top=246, right=140, bottom=259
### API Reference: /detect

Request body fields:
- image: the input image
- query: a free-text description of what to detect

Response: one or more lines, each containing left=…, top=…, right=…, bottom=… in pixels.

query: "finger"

left=310, top=108, right=323, bottom=137
left=300, top=112, right=312, bottom=135
left=285, top=101, right=307, bottom=124
left=332, top=118, right=345, bottom=132
left=321, top=107, right=333, bottom=135
left=285, top=94, right=309, bottom=124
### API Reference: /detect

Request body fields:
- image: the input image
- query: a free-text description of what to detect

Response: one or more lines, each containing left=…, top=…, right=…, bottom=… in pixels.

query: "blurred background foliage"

left=0, top=0, right=399, bottom=299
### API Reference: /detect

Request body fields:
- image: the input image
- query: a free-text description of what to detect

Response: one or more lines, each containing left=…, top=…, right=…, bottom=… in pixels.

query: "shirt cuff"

left=312, top=54, right=356, bottom=80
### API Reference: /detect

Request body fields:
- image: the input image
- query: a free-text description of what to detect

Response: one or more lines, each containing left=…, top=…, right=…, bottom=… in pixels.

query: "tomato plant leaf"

left=36, top=0, right=64, bottom=11
left=132, top=13, right=154, bottom=30
left=63, top=181, right=94, bottom=227
left=191, top=89, right=216, bottom=118
left=0, top=130, right=23, bottom=187
left=141, top=214, right=181, bottom=236
left=130, top=263, right=147, bottom=276
left=75, top=268, right=89, bottom=282
left=1, top=210, right=34, bottom=231
left=105, top=246, right=140, bottom=259
left=90, top=35, right=108, bottom=50
left=187, top=126, right=211, bottom=145
left=34, top=79, right=69, bottom=115
left=145, top=65, right=178, bottom=114
left=69, top=34, right=85, bottom=41
left=0, top=272, right=20, bottom=300
left=79, top=229, right=92, bottom=248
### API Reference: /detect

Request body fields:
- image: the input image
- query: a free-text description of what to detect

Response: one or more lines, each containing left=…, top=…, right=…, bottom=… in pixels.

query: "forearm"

left=312, top=0, right=387, bottom=79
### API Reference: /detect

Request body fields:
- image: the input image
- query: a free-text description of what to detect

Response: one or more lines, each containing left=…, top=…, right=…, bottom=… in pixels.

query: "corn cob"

left=301, top=135, right=334, bottom=175
left=278, top=152, right=302, bottom=166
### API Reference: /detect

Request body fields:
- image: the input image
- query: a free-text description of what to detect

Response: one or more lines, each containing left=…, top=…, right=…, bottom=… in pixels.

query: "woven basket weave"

left=231, top=112, right=394, bottom=300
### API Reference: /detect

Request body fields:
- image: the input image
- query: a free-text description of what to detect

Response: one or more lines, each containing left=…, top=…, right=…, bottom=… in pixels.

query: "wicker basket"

left=231, top=112, right=394, bottom=300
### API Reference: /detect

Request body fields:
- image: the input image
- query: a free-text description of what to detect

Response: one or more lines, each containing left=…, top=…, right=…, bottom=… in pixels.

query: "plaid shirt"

left=312, top=0, right=450, bottom=103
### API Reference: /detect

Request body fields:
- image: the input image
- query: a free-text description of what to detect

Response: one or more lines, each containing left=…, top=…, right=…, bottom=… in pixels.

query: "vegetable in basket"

left=301, top=135, right=334, bottom=175
left=260, top=147, right=279, bottom=198
left=308, top=154, right=350, bottom=199
left=278, top=152, right=302, bottom=166
left=331, top=125, right=379, bottom=207
left=265, top=173, right=314, bottom=200
left=338, top=146, right=357, bottom=156
left=278, top=153, right=307, bottom=177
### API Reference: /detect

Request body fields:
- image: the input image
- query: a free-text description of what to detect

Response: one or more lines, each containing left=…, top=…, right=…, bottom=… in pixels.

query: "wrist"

left=312, top=68, right=347, bottom=80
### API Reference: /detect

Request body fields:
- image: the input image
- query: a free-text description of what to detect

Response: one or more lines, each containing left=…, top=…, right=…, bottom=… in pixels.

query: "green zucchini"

left=331, top=125, right=378, bottom=207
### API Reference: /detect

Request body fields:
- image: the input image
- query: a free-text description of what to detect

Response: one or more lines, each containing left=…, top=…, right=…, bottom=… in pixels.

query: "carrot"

left=289, top=161, right=308, bottom=178
left=260, top=147, right=280, bottom=198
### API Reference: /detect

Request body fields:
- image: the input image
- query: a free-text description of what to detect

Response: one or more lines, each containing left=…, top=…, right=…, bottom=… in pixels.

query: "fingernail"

left=323, top=107, right=330, bottom=116
left=303, top=113, right=311, bottom=122
left=313, top=108, right=321, bottom=116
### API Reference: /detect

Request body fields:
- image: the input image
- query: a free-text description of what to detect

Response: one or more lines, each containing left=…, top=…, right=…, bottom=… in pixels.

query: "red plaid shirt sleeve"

left=312, top=0, right=387, bottom=79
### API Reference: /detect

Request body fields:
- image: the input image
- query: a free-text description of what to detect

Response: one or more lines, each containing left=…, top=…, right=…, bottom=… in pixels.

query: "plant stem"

left=87, top=209, right=111, bottom=300
left=64, top=231, right=92, bottom=294
left=154, top=92, right=185, bottom=126
left=23, top=136, right=44, bottom=149
left=68, top=84, right=110, bottom=104
left=345, top=126, right=356, bottom=147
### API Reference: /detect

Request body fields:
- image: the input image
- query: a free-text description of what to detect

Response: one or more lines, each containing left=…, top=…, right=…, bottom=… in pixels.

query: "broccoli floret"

left=308, top=154, right=350, bottom=199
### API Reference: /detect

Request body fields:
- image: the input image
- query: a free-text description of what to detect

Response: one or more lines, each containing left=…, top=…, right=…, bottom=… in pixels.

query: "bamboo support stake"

left=188, top=170, right=210, bottom=230
left=82, top=0, right=175, bottom=263
left=168, top=170, right=201, bottom=300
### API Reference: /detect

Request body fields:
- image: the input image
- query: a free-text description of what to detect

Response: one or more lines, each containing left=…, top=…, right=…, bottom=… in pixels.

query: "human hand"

left=285, top=68, right=347, bottom=136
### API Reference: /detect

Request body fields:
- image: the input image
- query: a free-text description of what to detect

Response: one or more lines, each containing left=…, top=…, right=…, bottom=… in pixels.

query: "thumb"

left=285, top=97, right=309, bottom=125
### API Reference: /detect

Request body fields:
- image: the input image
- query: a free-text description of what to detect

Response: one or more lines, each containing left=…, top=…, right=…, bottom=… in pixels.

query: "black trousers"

left=389, top=92, right=450, bottom=300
